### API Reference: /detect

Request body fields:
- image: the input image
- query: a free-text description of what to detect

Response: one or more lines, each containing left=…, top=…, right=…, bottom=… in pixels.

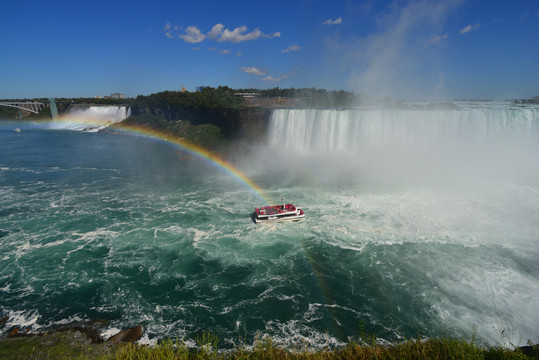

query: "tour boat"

left=253, top=203, right=305, bottom=223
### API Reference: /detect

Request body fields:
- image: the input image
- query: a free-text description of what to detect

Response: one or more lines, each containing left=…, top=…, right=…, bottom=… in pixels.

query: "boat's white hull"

left=254, top=213, right=305, bottom=224
left=253, top=205, right=305, bottom=224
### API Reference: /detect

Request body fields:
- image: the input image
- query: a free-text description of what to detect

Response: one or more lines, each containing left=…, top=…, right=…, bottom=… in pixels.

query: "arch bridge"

left=0, top=99, right=58, bottom=119
left=0, top=101, right=46, bottom=114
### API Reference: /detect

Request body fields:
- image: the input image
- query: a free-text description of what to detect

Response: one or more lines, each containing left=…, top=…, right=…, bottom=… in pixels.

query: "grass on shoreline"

left=1, top=330, right=537, bottom=360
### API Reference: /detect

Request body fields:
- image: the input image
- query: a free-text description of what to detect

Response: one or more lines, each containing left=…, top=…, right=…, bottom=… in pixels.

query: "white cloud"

left=219, top=26, right=261, bottom=43
left=428, top=33, right=449, bottom=43
left=207, top=24, right=225, bottom=40
left=179, top=26, right=206, bottom=43
left=169, top=23, right=280, bottom=43
left=282, top=44, right=302, bottom=53
left=164, top=22, right=177, bottom=38
left=262, top=74, right=288, bottom=82
left=323, top=17, right=343, bottom=25
left=240, top=66, right=266, bottom=76
left=218, top=27, right=279, bottom=42
left=459, top=23, right=480, bottom=34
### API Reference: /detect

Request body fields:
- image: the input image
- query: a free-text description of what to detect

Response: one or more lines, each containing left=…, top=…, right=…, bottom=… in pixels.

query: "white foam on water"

left=189, top=228, right=209, bottom=244
left=137, top=332, right=158, bottom=346
left=262, top=104, right=539, bottom=346
left=263, top=319, right=347, bottom=351
left=101, top=327, right=122, bottom=340
left=4, top=310, right=40, bottom=329
left=0, top=283, right=11, bottom=292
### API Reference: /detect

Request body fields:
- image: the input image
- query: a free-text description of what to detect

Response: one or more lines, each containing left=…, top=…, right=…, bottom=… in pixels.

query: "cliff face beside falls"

left=124, top=106, right=272, bottom=145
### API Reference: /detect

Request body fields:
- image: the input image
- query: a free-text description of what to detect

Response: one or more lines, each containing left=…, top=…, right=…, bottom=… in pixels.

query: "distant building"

left=196, top=86, right=206, bottom=92
left=110, top=93, right=126, bottom=99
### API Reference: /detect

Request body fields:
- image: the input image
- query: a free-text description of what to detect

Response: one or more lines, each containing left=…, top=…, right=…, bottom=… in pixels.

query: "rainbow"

left=113, top=124, right=272, bottom=204
left=3, top=117, right=342, bottom=334
left=112, top=123, right=342, bottom=333
left=4, top=117, right=272, bottom=205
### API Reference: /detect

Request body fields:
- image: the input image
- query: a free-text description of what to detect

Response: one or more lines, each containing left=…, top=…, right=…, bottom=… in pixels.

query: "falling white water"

left=268, top=103, right=539, bottom=153
left=53, top=106, right=131, bottom=132
left=267, top=102, right=539, bottom=187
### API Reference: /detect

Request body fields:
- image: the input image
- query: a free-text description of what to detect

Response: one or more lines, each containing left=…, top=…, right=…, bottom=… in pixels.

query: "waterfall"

left=266, top=102, right=539, bottom=186
left=55, top=106, right=131, bottom=131
left=68, top=105, right=131, bottom=122
left=268, top=103, right=539, bottom=153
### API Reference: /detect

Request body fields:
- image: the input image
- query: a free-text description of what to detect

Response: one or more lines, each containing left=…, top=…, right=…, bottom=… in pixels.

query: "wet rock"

left=517, top=344, right=539, bottom=357
left=107, top=326, right=143, bottom=344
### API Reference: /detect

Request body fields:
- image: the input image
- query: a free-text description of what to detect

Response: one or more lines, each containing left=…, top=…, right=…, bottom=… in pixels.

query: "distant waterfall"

left=56, top=106, right=131, bottom=131
left=67, top=106, right=131, bottom=123
left=268, top=103, right=539, bottom=154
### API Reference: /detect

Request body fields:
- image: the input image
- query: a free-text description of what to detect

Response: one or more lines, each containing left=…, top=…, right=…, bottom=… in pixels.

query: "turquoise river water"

left=1, top=102, right=538, bottom=348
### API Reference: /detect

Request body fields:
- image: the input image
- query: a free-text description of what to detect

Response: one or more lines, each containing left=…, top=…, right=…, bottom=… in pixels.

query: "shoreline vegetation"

left=1, top=325, right=537, bottom=359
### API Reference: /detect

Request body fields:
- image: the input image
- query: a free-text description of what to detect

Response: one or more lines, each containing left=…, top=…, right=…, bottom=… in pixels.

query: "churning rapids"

left=1, top=101, right=538, bottom=349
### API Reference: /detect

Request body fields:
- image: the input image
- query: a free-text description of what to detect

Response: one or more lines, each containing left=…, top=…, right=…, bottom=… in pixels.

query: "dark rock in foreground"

left=107, top=326, right=144, bottom=344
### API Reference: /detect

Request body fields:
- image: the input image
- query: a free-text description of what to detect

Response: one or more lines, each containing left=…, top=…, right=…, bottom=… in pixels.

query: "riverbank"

left=1, top=328, right=537, bottom=359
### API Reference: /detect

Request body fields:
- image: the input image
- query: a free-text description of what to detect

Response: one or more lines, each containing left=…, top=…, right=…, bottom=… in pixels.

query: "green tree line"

left=2, top=86, right=360, bottom=113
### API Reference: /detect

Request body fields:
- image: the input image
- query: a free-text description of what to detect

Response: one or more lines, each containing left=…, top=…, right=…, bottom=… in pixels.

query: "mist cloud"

left=342, top=0, right=463, bottom=99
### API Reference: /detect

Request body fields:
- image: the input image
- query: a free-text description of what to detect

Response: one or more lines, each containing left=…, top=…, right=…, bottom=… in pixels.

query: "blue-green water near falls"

left=1, top=102, right=538, bottom=348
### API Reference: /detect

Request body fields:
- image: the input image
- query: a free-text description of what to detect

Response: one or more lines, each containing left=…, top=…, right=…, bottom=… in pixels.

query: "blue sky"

left=1, top=0, right=538, bottom=99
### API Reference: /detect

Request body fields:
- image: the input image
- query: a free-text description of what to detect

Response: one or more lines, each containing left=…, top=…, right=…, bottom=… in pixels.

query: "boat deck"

left=255, top=204, right=297, bottom=216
